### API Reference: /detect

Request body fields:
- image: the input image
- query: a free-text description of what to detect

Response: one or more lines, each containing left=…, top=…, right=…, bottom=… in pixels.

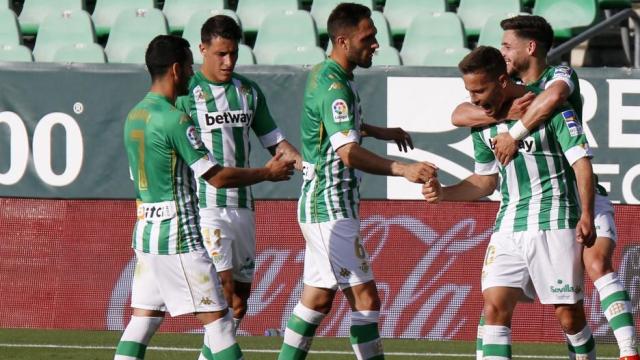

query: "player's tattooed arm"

left=360, top=123, right=413, bottom=152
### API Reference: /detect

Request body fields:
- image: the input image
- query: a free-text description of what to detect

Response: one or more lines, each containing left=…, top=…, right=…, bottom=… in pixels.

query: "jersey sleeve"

left=320, top=83, right=358, bottom=151
left=472, top=129, right=499, bottom=175
left=167, top=112, right=218, bottom=178
left=548, top=108, right=593, bottom=165
left=545, top=66, right=577, bottom=95
left=250, top=84, right=285, bottom=148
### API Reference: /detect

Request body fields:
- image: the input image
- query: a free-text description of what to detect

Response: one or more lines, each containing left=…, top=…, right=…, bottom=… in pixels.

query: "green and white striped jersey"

left=124, top=92, right=217, bottom=254
left=473, top=92, right=593, bottom=233
left=176, top=71, right=284, bottom=210
left=528, top=65, right=582, bottom=119
left=298, top=59, right=363, bottom=224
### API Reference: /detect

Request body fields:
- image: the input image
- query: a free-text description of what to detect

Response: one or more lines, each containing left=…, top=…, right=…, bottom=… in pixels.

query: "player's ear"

left=527, top=40, right=536, bottom=56
left=498, top=73, right=509, bottom=88
left=170, top=63, right=180, bottom=81
left=199, top=42, right=206, bottom=56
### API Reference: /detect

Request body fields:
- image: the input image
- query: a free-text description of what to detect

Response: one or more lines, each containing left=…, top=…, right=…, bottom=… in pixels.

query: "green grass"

left=0, top=328, right=623, bottom=359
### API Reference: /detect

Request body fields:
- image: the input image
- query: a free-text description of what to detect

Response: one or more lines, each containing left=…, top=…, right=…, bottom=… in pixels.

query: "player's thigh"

left=200, top=208, right=234, bottom=272
left=131, top=250, right=166, bottom=312
left=153, top=249, right=227, bottom=316
left=481, top=232, right=535, bottom=301
left=228, top=208, right=256, bottom=283
left=526, top=229, right=584, bottom=305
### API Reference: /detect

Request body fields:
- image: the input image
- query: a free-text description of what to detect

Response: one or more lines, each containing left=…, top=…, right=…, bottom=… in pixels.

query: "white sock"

left=350, top=311, right=383, bottom=360
left=482, top=325, right=511, bottom=359
left=279, top=302, right=326, bottom=360
left=594, top=272, right=638, bottom=357
left=566, top=326, right=596, bottom=360
left=114, top=316, right=163, bottom=360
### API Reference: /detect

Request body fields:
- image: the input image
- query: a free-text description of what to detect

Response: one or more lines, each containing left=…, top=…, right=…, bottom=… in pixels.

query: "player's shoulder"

left=550, top=65, right=578, bottom=79
left=231, top=72, right=261, bottom=91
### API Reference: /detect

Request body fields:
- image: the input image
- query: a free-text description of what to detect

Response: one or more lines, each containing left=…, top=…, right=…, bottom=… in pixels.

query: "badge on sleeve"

left=332, top=99, right=349, bottom=123
left=186, top=125, right=203, bottom=148
left=562, top=110, right=582, bottom=137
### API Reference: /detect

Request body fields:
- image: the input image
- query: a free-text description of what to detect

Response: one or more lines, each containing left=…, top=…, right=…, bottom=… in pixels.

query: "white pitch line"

left=0, top=343, right=619, bottom=359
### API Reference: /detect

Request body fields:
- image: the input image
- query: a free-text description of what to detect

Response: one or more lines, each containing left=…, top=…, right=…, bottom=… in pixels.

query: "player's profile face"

left=200, top=36, right=239, bottom=83
left=501, top=30, right=529, bottom=77
left=463, top=71, right=505, bottom=118
left=176, top=52, right=194, bottom=96
left=346, top=18, right=378, bottom=68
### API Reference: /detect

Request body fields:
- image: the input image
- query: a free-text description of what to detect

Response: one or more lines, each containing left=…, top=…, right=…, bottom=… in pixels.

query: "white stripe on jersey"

left=539, top=126, right=562, bottom=229
left=149, top=221, right=160, bottom=253
left=324, top=147, right=337, bottom=221
left=234, top=79, right=252, bottom=169
left=211, top=83, right=239, bottom=208
left=523, top=133, right=543, bottom=230
left=489, top=125, right=518, bottom=232
left=134, top=221, right=145, bottom=250
left=340, top=165, right=355, bottom=219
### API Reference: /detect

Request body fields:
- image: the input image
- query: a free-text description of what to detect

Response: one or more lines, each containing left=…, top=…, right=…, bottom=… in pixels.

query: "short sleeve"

left=548, top=108, right=593, bottom=165
left=320, top=83, right=358, bottom=151
left=250, top=85, right=284, bottom=148
left=167, top=113, right=218, bottom=178
left=544, top=66, right=576, bottom=95
left=472, top=129, right=499, bottom=175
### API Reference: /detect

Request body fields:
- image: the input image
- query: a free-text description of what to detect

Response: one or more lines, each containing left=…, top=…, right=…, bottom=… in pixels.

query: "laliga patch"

left=332, top=99, right=349, bottom=123
left=186, top=125, right=203, bottom=149
left=554, top=66, right=573, bottom=78
left=562, top=110, right=582, bottom=137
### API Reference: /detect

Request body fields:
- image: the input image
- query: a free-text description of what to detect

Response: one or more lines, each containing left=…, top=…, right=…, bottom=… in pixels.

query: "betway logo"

left=202, top=110, right=253, bottom=129
left=490, top=138, right=535, bottom=153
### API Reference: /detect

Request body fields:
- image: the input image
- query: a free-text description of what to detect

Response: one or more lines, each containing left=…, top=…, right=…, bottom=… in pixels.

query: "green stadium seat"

left=383, top=0, right=446, bottom=38
left=0, top=44, right=33, bottom=62
left=457, top=0, right=521, bottom=38
left=253, top=10, right=317, bottom=65
left=52, top=42, right=106, bottom=63
left=105, top=8, right=168, bottom=63
left=33, top=10, right=96, bottom=62
left=447, top=0, right=460, bottom=9
left=163, top=0, right=227, bottom=34
left=0, top=9, right=22, bottom=46
left=533, top=0, right=598, bottom=41
left=311, top=0, right=373, bottom=37
left=371, top=11, right=392, bottom=47
left=182, top=9, right=241, bottom=64
left=237, top=43, right=255, bottom=65
left=598, top=0, right=631, bottom=9
left=18, top=0, right=85, bottom=36
left=418, top=46, right=470, bottom=66
left=522, top=0, right=536, bottom=8
left=272, top=45, right=326, bottom=65
left=372, top=45, right=401, bottom=66
left=400, top=11, right=466, bottom=65
left=92, top=0, right=156, bottom=37
left=236, top=0, right=299, bottom=37
left=122, top=44, right=148, bottom=64
left=477, top=12, right=527, bottom=48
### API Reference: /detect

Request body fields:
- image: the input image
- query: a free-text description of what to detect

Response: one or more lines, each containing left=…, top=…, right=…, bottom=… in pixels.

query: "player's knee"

left=555, top=304, right=586, bottom=333
left=584, top=256, right=613, bottom=280
left=482, top=302, right=511, bottom=324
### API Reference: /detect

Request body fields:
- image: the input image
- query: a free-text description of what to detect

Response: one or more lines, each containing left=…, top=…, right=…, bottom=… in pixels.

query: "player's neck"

left=520, top=57, right=548, bottom=84
left=150, top=81, right=176, bottom=104
left=330, top=52, right=355, bottom=76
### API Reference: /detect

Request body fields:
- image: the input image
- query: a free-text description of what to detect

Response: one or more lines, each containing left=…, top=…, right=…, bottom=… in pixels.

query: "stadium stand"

left=400, top=11, right=467, bottom=65
left=52, top=42, right=106, bottom=63
left=104, top=8, right=168, bottom=64
left=18, top=0, right=84, bottom=36
left=533, top=0, right=598, bottom=41
left=0, top=8, right=22, bottom=46
left=236, top=0, right=299, bottom=39
left=33, top=10, right=96, bottom=62
left=372, top=44, right=402, bottom=65
left=456, top=0, right=521, bottom=38
left=0, top=43, right=32, bottom=61
left=383, top=0, right=447, bottom=38
left=237, top=43, right=256, bottom=65
left=182, top=9, right=241, bottom=64
left=372, top=10, right=392, bottom=47
left=272, top=45, right=326, bottom=65
left=92, top=0, right=156, bottom=37
left=311, top=0, right=374, bottom=37
left=253, top=10, right=317, bottom=65
left=477, top=12, right=526, bottom=48
left=163, top=0, right=226, bottom=34
left=418, top=46, right=470, bottom=66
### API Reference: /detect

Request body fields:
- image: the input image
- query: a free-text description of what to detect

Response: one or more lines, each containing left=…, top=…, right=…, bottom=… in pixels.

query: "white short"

left=199, top=207, right=256, bottom=283
left=481, top=229, right=584, bottom=304
left=131, top=249, right=227, bottom=316
left=299, top=218, right=374, bottom=290
left=595, top=193, right=617, bottom=241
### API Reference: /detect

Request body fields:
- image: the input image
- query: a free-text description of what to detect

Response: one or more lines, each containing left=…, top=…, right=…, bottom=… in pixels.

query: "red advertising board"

left=1, top=198, right=639, bottom=343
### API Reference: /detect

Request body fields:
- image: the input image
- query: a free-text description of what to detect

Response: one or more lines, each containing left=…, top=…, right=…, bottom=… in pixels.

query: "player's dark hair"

left=501, top=15, right=554, bottom=53
left=327, top=2, right=372, bottom=44
left=458, top=46, right=507, bottom=79
left=201, top=15, right=242, bottom=45
left=145, top=35, right=192, bottom=81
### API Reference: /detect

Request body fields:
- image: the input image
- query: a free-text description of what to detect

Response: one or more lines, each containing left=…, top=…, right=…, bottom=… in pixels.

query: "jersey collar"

left=326, top=58, right=353, bottom=80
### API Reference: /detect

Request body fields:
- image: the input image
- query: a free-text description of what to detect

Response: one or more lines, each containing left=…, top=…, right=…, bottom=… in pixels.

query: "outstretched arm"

left=202, top=153, right=295, bottom=188
left=336, top=142, right=437, bottom=183
left=451, top=93, right=534, bottom=128
left=422, top=173, right=498, bottom=203
left=360, top=123, right=413, bottom=152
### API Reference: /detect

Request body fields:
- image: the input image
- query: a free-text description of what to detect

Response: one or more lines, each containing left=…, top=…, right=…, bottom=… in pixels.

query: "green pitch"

left=0, top=328, right=622, bottom=359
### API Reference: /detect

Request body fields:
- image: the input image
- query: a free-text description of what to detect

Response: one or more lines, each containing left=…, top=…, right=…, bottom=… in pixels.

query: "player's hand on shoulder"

left=422, top=178, right=442, bottom=203
left=492, top=132, right=518, bottom=165
left=506, top=91, right=535, bottom=120
left=265, top=152, right=295, bottom=182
